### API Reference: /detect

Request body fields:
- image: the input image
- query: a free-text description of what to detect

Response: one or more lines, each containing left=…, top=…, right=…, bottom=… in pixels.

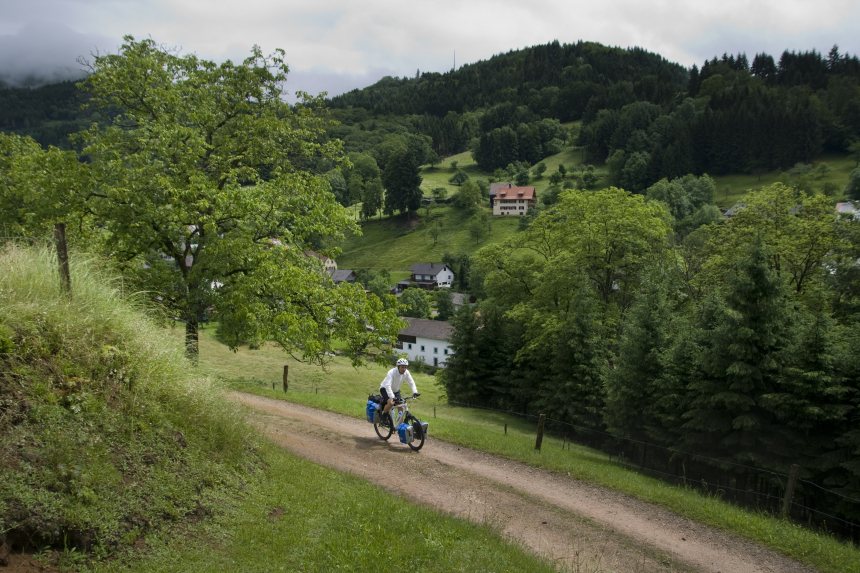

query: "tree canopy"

left=53, top=36, right=402, bottom=363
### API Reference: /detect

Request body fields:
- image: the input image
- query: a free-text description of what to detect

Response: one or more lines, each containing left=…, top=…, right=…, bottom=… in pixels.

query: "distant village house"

left=396, top=262, right=455, bottom=292
left=490, top=182, right=537, bottom=216
left=397, top=317, right=454, bottom=367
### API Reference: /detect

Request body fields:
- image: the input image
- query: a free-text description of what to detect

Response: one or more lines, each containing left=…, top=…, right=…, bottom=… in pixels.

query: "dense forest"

left=441, top=180, right=860, bottom=538
left=4, top=41, right=859, bottom=196
left=329, top=42, right=860, bottom=192
left=0, top=80, right=97, bottom=149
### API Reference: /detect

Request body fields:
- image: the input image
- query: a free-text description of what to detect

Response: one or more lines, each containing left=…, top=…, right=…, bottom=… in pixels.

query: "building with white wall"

left=396, top=317, right=454, bottom=368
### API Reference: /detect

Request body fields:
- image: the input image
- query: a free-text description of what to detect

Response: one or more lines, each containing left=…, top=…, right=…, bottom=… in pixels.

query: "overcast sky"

left=1, top=0, right=858, bottom=98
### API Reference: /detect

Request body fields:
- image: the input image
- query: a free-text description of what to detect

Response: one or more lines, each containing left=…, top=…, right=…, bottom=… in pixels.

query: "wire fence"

left=444, top=399, right=860, bottom=545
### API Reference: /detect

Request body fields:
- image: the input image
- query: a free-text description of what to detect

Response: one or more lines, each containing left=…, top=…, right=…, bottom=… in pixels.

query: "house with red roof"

left=491, top=183, right=537, bottom=216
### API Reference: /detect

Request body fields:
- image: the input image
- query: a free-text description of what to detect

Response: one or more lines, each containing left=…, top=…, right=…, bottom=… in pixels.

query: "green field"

left=338, top=204, right=520, bottom=275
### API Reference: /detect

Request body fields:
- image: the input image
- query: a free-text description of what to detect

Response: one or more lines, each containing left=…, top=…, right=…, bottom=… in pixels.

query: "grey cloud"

left=285, top=66, right=396, bottom=102
left=0, top=21, right=112, bottom=86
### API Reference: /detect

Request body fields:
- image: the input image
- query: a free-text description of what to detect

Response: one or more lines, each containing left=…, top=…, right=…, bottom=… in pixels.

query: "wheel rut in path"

left=230, top=392, right=817, bottom=573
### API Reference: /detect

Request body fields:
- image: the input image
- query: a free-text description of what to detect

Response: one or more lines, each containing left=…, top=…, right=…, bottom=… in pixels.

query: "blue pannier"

left=365, top=399, right=379, bottom=423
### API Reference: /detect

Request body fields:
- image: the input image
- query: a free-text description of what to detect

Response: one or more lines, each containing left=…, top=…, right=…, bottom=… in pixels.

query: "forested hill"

left=329, top=42, right=860, bottom=188
left=0, top=80, right=96, bottom=149
left=329, top=40, right=688, bottom=118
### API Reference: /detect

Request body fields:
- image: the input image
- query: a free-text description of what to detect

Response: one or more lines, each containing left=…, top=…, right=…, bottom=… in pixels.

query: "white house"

left=305, top=250, right=337, bottom=274
left=836, top=201, right=860, bottom=220
left=397, top=262, right=455, bottom=291
left=396, top=317, right=454, bottom=367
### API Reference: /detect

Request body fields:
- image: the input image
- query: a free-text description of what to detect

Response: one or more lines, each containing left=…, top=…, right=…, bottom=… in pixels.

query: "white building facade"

left=396, top=317, right=454, bottom=367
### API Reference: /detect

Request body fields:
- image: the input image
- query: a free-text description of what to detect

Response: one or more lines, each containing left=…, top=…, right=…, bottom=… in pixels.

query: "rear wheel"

left=408, top=417, right=426, bottom=451
left=374, top=412, right=393, bottom=440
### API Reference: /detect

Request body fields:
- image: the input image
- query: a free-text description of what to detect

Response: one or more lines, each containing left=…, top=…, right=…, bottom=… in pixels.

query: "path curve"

left=231, top=391, right=817, bottom=573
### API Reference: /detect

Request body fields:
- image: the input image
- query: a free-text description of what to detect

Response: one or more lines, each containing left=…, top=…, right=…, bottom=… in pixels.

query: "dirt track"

left=231, top=392, right=817, bottom=573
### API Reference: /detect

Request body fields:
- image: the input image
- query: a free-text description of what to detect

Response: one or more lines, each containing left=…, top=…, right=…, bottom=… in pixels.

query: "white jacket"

left=380, top=367, right=417, bottom=398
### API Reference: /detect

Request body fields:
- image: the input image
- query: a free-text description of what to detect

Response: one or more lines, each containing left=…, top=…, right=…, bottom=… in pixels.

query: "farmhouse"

left=396, top=262, right=455, bottom=291
left=491, top=182, right=537, bottom=216
left=396, top=317, right=454, bottom=367
left=305, top=250, right=337, bottom=274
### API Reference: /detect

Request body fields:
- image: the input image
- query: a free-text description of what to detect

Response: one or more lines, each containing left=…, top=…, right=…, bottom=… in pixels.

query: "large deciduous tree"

left=382, top=147, right=422, bottom=216
left=78, top=36, right=401, bottom=362
left=698, top=183, right=841, bottom=296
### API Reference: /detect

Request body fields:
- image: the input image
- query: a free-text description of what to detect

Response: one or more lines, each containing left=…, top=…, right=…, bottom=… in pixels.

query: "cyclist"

left=379, top=358, right=420, bottom=426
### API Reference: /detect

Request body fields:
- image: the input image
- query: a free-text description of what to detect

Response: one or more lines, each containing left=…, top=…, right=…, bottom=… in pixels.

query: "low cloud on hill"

left=0, top=21, right=107, bottom=87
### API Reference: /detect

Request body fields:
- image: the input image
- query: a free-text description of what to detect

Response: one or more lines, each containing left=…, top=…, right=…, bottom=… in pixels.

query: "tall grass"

left=0, top=245, right=256, bottom=557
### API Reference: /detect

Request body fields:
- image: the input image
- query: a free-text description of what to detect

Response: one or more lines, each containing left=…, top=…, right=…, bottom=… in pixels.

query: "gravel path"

left=231, top=392, right=818, bottom=573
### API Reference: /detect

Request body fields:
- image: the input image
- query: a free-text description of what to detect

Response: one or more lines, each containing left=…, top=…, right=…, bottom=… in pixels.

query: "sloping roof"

left=410, top=262, right=449, bottom=276
left=399, top=317, right=454, bottom=341
left=495, top=186, right=535, bottom=201
left=489, top=181, right=514, bottom=196
left=330, top=269, right=356, bottom=283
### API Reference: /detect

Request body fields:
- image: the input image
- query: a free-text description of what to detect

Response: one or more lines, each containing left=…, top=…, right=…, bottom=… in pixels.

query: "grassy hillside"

left=0, top=245, right=557, bottom=572
left=0, top=245, right=257, bottom=560
left=338, top=204, right=521, bottom=276
left=339, top=148, right=855, bottom=276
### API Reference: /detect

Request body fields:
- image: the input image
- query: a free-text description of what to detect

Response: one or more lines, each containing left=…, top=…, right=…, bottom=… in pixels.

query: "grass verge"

left=85, top=441, right=557, bottom=573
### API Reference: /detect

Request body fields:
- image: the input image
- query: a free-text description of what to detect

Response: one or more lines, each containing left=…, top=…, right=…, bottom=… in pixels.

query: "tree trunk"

left=185, top=317, right=199, bottom=363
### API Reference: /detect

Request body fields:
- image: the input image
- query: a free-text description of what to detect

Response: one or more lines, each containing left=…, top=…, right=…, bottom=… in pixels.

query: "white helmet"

left=396, top=358, right=409, bottom=366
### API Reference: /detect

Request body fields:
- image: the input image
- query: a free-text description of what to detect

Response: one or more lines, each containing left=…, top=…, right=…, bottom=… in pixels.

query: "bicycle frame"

left=373, top=395, right=427, bottom=451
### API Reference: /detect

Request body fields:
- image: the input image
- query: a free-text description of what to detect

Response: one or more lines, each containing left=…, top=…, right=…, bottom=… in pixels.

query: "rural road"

left=231, top=392, right=817, bottom=573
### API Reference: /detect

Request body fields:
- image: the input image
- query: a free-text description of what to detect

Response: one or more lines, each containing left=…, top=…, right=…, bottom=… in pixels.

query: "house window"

left=408, top=343, right=412, bottom=350
left=444, top=348, right=449, bottom=355
left=433, top=347, right=438, bottom=354
left=434, top=357, right=438, bottom=366
left=421, top=345, right=425, bottom=352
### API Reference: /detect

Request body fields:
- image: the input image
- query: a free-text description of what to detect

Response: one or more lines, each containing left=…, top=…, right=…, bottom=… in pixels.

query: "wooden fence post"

left=781, top=464, right=800, bottom=519
left=282, top=365, right=289, bottom=392
left=535, top=413, right=546, bottom=451
left=54, top=223, right=71, bottom=295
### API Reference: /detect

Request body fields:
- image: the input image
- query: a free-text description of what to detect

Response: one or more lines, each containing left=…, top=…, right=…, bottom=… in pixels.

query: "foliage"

left=0, top=245, right=258, bottom=557
left=63, top=36, right=400, bottom=364
left=444, top=182, right=860, bottom=529
left=399, top=287, right=431, bottom=319
left=383, top=146, right=423, bottom=216
left=433, top=288, right=455, bottom=320
left=0, top=80, right=95, bottom=148
left=698, top=183, right=842, bottom=296
left=0, top=133, right=91, bottom=241
left=846, top=167, right=860, bottom=200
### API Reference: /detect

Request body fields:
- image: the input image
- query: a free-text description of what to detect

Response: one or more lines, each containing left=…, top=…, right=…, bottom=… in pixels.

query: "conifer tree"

left=683, top=239, right=794, bottom=467
left=605, top=265, right=677, bottom=441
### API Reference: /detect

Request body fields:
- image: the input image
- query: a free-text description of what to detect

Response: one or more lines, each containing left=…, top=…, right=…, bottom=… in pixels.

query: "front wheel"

left=374, top=412, right=393, bottom=440
left=408, top=417, right=426, bottom=451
